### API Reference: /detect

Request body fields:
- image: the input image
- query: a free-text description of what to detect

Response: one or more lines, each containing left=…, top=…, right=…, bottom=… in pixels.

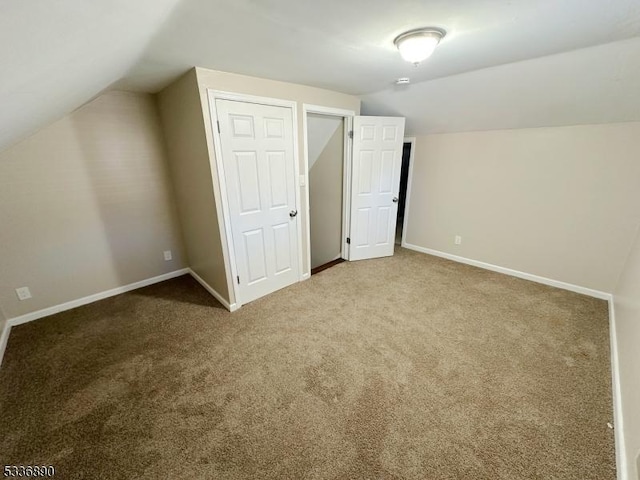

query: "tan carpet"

left=0, top=248, right=615, bottom=479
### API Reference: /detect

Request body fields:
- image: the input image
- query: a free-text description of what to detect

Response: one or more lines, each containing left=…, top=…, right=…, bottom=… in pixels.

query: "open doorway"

left=303, top=108, right=408, bottom=276
left=396, top=138, right=415, bottom=245
left=304, top=107, right=353, bottom=276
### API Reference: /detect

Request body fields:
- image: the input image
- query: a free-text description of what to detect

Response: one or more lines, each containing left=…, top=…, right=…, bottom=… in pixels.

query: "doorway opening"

left=303, top=107, right=407, bottom=277
left=396, top=139, right=414, bottom=245
left=306, top=111, right=349, bottom=275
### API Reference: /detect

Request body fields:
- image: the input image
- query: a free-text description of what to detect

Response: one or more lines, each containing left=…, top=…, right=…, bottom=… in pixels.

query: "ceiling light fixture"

left=394, top=28, right=446, bottom=65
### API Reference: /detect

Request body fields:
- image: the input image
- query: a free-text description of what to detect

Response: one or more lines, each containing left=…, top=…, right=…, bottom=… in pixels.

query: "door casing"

left=208, top=91, right=409, bottom=310
left=400, top=137, right=417, bottom=247
left=302, top=104, right=355, bottom=277
left=207, top=90, right=302, bottom=310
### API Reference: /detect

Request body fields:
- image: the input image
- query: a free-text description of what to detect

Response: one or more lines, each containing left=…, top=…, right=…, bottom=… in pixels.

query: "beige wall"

left=613, top=223, right=640, bottom=480
left=0, top=91, right=186, bottom=319
left=157, top=70, right=230, bottom=301
left=309, top=116, right=344, bottom=269
left=404, top=123, right=640, bottom=293
left=195, top=68, right=360, bottom=288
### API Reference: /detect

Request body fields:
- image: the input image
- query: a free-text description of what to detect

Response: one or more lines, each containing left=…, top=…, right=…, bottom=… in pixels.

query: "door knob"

left=392, top=197, right=399, bottom=203
left=289, top=210, right=298, bottom=218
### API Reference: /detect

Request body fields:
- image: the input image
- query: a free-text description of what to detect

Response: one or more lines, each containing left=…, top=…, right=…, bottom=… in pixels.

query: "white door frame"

left=400, top=137, right=416, bottom=247
left=207, top=89, right=302, bottom=309
left=302, top=104, right=355, bottom=277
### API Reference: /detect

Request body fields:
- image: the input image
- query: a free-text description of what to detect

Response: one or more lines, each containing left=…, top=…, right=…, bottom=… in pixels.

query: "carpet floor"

left=0, top=248, right=615, bottom=479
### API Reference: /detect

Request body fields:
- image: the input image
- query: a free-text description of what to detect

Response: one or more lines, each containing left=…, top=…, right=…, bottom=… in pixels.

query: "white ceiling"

left=363, top=37, right=640, bottom=134
left=0, top=0, right=182, bottom=152
left=2, top=0, right=640, bottom=151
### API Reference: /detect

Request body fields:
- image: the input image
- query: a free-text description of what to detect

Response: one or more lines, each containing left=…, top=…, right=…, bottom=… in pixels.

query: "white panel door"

left=216, top=99, right=299, bottom=304
left=348, top=116, right=405, bottom=260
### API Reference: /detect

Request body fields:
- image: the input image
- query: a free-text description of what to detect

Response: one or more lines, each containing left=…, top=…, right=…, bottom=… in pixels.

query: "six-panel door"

left=349, top=116, right=406, bottom=261
left=216, top=99, right=299, bottom=304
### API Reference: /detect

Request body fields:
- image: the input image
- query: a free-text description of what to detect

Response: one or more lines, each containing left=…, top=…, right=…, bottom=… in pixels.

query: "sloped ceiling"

left=2, top=0, right=640, bottom=151
left=0, top=0, right=188, bottom=151
left=363, top=37, right=640, bottom=134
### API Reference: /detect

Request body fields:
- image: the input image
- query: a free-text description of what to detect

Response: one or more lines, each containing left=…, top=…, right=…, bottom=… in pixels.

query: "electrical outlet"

left=163, top=250, right=173, bottom=261
left=16, top=287, right=32, bottom=300
left=454, top=235, right=462, bottom=245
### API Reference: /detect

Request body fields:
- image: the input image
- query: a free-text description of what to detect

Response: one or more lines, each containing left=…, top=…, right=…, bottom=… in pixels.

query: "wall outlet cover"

left=16, top=287, right=32, bottom=300
left=163, top=250, right=173, bottom=261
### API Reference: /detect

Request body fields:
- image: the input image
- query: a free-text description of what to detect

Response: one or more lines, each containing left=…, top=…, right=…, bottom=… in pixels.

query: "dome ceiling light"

left=394, top=28, right=446, bottom=65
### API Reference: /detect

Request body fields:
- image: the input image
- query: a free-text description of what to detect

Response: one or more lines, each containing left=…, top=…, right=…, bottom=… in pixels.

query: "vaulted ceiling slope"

left=363, top=37, right=640, bottom=134
left=0, top=0, right=184, bottom=152
left=2, top=0, right=640, bottom=152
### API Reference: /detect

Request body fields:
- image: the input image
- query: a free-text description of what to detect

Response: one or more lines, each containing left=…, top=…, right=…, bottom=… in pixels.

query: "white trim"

left=402, top=243, right=612, bottom=300
left=0, top=269, right=189, bottom=367
left=608, top=299, right=628, bottom=480
left=292, top=103, right=304, bottom=284
left=187, top=268, right=237, bottom=312
left=302, top=105, right=356, bottom=117
left=8, top=269, right=190, bottom=327
left=0, top=320, right=11, bottom=368
left=402, top=241, right=626, bottom=475
left=302, top=104, right=355, bottom=270
left=343, top=115, right=354, bottom=261
left=207, top=90, right=302, bottom=308
left=208, top=90, right=297, bottom=109
left=302, top=106, right=311, bottom=276
left=401, top=137, right=416, bottom=247
left=206, top=91, right=241, bottom=309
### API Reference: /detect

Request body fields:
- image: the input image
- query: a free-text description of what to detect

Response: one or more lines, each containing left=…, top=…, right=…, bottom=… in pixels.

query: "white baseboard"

left=0, top=249, right=628, bottom=479
left=403, top=242, right=626, bottom=477
left=187, top=268, right=236, bottom=312
left=8, top=269, right=190, bottom=327
left=0, top=320, right=11, bottom=369
left=0, top=268, right=190, bottom=367
left=401, top=242, right=611, bottom=300
left=609, top=300, right=628, bottom=480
